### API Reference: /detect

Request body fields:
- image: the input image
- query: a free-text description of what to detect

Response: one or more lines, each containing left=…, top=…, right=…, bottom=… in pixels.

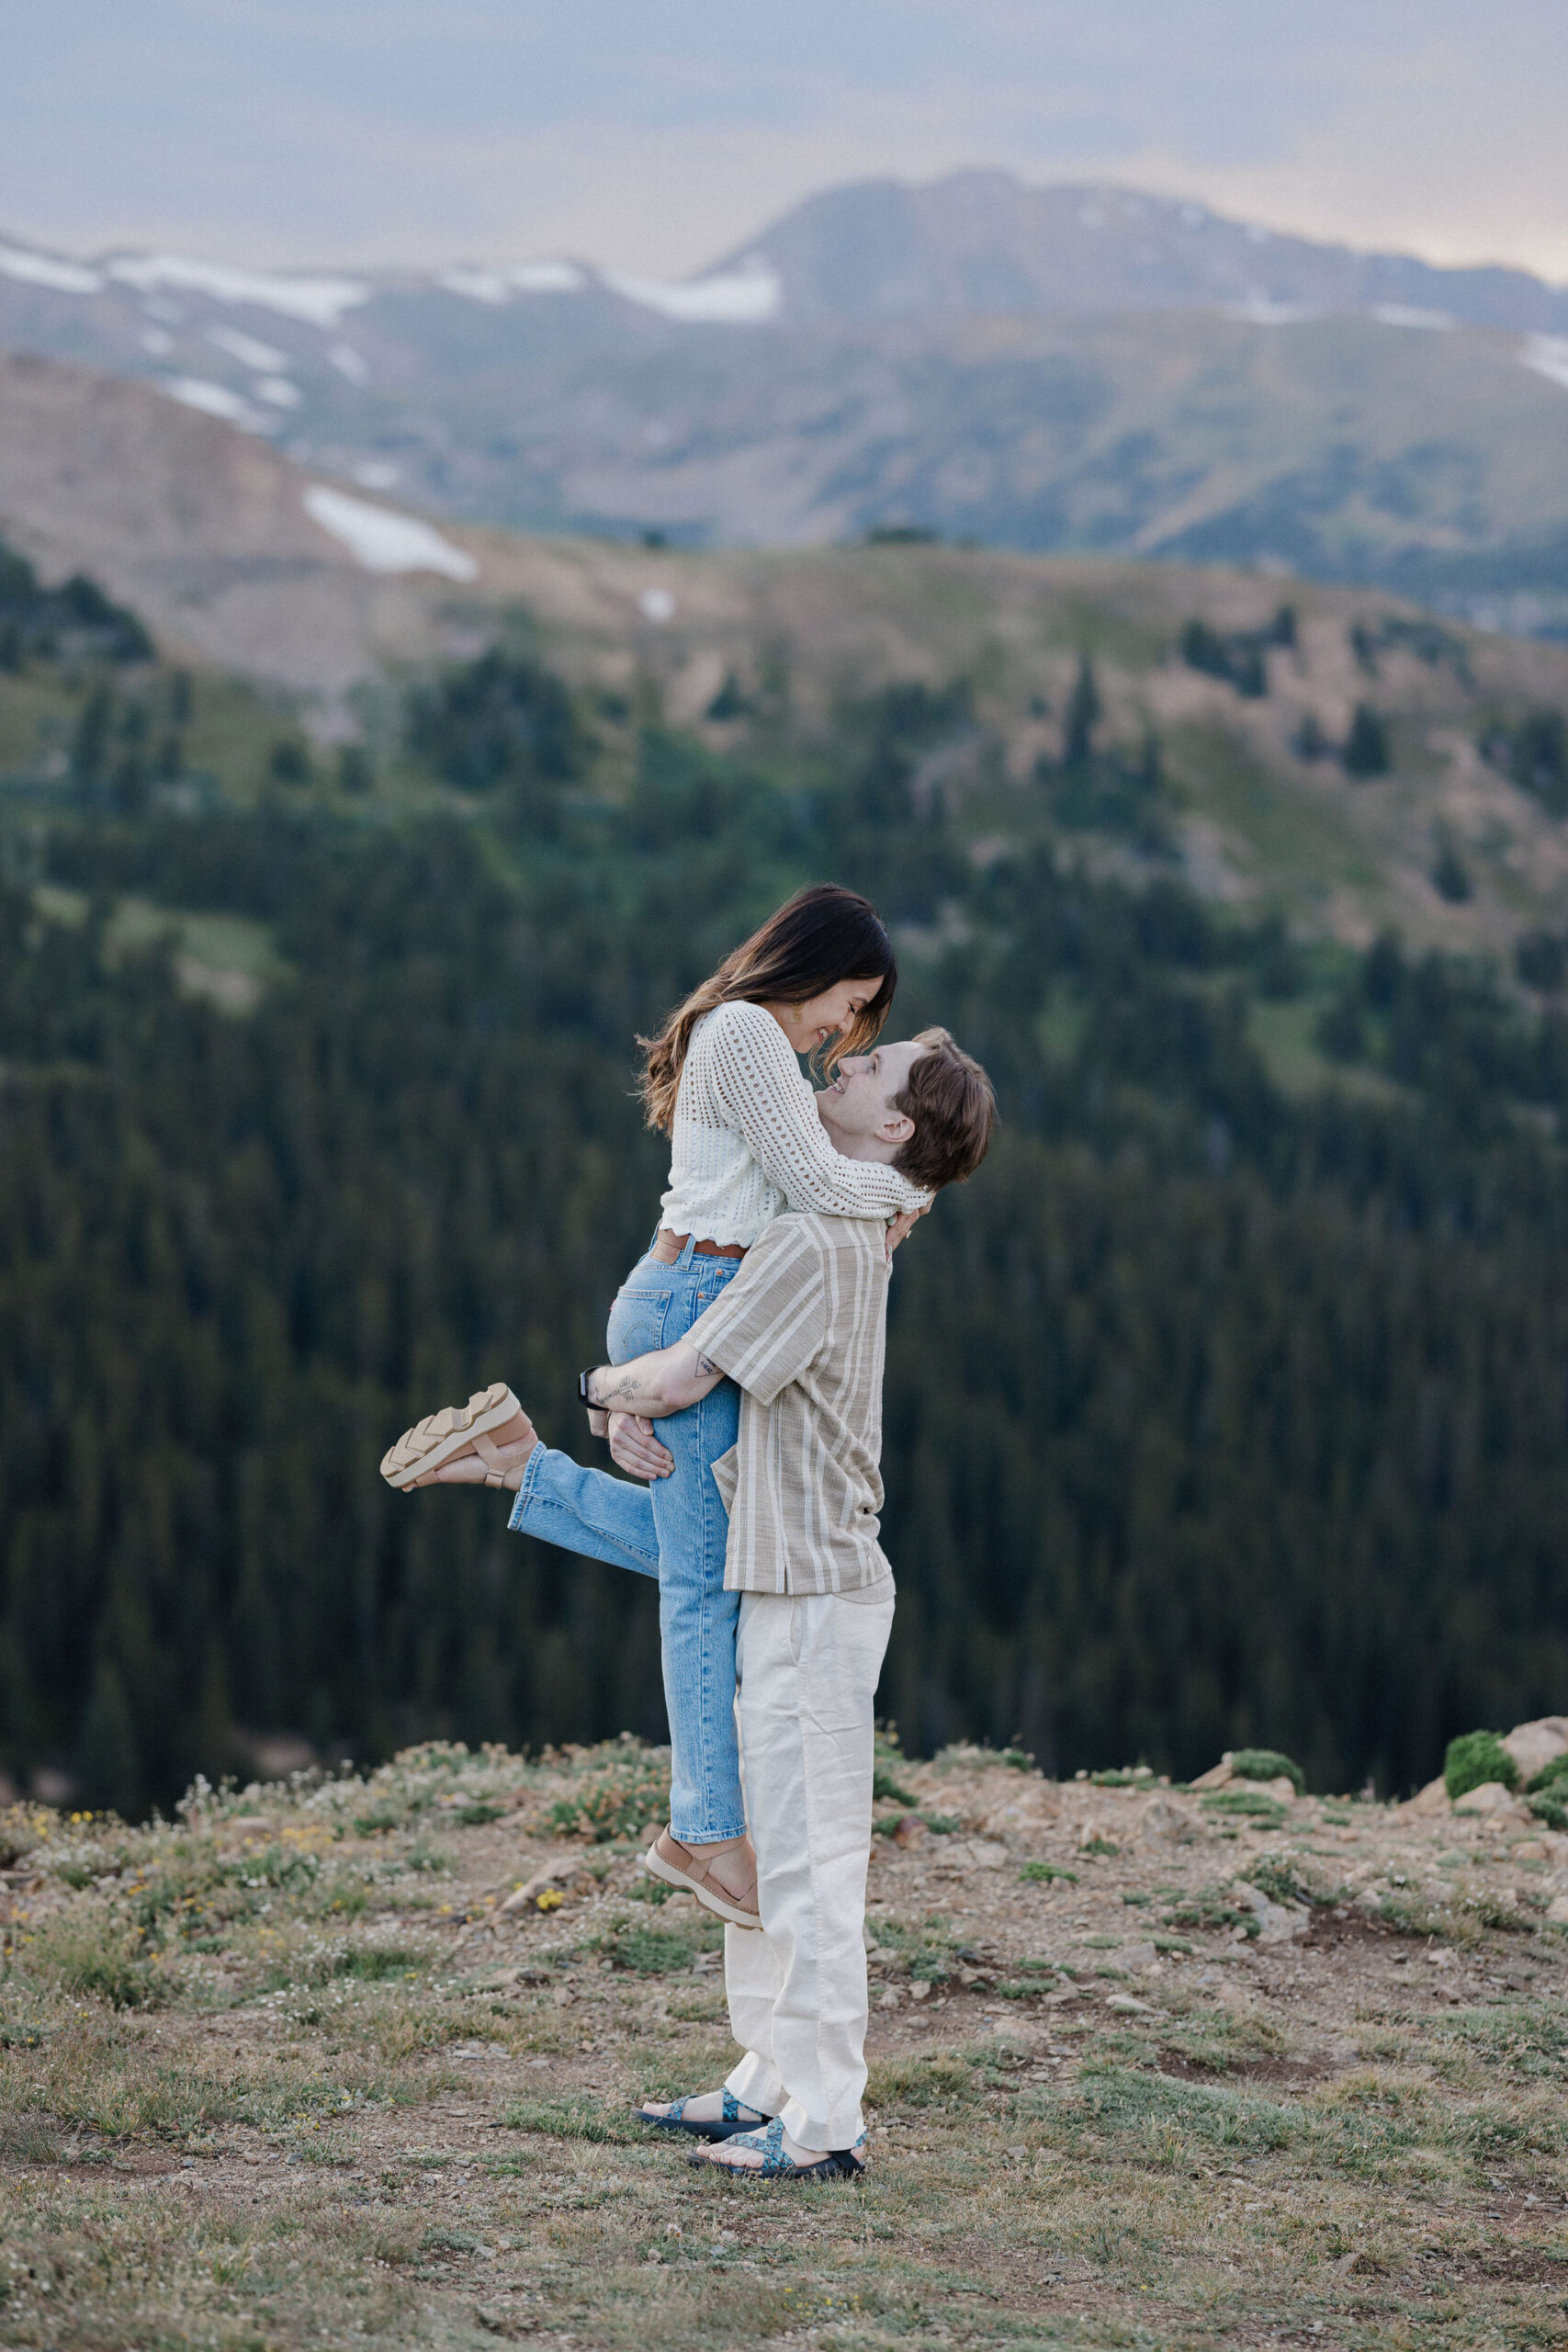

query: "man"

left=388, top=1028, right=996, bottom=2179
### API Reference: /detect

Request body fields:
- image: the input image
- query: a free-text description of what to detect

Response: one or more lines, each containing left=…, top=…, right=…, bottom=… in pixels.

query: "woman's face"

left=773, top=976, right=884, bottom=1054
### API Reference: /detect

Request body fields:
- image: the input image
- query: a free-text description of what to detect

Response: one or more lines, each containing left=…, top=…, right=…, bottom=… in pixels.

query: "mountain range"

left=5, top=173, right=1568, bottom=629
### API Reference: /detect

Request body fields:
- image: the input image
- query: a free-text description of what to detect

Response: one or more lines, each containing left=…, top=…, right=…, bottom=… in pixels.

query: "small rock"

left=1400, top=1776, right=1450, bottom=1818
left=1005, top=2145, right=1029, bottom=2159
left=908, top=1979, right=931, bottom=2001
left=1106, top=1993, right=1156, bottom=2016
left=1500, top=1717, right=1568, bottom=1785
left=1509, top=1839, right=1548, bottom=1861
left=938, top=1838, right=1008, bottom=1870
left=1076, top=1821, right=1118, bottom=1853
left=1141, top=1796, right=1196, bottom=1844
left=1189, top=1756, right=1235, bottom=1792
left=1453, top=1782, right=1530, bottom=1820
left=1546, top=1894, right=1568, bottom=1926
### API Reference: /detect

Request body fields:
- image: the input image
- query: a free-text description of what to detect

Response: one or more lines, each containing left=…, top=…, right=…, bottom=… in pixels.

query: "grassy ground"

left=3, top=1742, right=1566, bottom=2350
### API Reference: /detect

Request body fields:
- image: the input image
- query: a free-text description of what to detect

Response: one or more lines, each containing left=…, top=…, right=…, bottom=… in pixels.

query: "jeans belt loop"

left=654, top=1227, right=748, bottom=1266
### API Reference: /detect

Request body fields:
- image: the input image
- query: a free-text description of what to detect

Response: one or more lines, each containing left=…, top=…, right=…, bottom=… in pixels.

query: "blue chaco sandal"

left=632, top=2088, right=772, bottom=2143
left=687, top=2117, right=868, bottom=2181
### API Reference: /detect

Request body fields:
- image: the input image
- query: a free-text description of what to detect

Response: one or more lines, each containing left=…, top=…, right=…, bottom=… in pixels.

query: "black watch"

left=579, top=1370, right=600, bottom=1408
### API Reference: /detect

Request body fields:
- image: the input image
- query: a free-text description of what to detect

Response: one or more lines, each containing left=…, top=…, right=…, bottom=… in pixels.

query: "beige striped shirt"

left=686, top=1212, right=894, bottom=1596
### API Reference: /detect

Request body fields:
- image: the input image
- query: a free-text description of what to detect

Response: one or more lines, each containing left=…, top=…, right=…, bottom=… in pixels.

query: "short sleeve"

left=684, top=1219, right=826, bottom=1406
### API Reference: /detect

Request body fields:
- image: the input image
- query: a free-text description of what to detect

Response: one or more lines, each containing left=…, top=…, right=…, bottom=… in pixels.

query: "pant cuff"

left=726, top=2052, right=785, bottom=2117
left=779, top=2092, right=863, bottom=2151
left=670, top=1807, right=749, bottom=1845
left=506, top=1441, right=546, bottom=1532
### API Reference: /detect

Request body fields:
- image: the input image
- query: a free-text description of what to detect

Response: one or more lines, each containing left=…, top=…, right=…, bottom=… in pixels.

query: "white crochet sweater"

left=658, top=1001, right=929, bottom=1248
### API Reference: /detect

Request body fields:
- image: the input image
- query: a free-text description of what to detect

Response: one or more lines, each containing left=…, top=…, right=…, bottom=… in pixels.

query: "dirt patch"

left=1156, top=2052, right=1328, bottom=2089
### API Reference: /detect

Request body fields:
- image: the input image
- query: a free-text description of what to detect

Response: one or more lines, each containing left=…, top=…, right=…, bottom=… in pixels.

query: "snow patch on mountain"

left=0, top=242, right=104, bottom=296
left=439, top=261, right=585, bottom=305
left=1522, top=335, right=1568, bottom=391
left=1371, top=305, right=1453, bottom=332
left=107, top=254, right=368, bottom=330
left=160, top=377, right=264, bottom=428
left=302, top=485, right=478, bottom=581
left=207, top=323, right=288, bottom=371
left=604, top=259, right=781, bottom=324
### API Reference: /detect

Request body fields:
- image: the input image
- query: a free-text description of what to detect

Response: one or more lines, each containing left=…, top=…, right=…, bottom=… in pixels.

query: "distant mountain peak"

left=714, top=168, right=1568, bottom=332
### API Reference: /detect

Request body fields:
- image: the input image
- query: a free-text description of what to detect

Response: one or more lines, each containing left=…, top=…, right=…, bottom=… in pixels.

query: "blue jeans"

left=508, top=1237, right=746, bottom=1844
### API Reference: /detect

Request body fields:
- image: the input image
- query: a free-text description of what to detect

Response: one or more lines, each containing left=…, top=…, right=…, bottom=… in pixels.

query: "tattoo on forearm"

left=587, top=1344, right=716, bottom=1411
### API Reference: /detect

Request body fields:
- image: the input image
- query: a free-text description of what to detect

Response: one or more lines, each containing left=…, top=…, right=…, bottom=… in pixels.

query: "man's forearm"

left=585, top=1338, right=724, bottom=1420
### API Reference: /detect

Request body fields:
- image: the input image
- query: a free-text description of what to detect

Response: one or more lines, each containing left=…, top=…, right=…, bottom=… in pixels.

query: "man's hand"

left=609, top=1412, right=675, bottom=1481
left=886, top=1202, right=930, bottom=1258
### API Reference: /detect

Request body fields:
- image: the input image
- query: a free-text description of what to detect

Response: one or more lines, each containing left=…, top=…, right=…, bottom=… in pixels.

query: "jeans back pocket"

left=606, top=1283, right=672, bottom=1365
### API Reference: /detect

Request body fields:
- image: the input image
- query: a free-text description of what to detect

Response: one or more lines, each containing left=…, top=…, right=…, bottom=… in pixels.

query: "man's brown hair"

left=892, top=1027, right=997, bottom=1191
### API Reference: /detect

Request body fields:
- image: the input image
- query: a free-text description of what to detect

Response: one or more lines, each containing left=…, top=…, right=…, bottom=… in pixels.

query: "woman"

left=382, top=886, right=928, bottom=1925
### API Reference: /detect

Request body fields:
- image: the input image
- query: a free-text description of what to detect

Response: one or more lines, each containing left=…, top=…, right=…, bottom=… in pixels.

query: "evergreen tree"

left=1343, top=704, right=1392, bottom=776
left=78, top=1660, right=143, bottom=1819
left=1063, top=655, right=1100, bottom=767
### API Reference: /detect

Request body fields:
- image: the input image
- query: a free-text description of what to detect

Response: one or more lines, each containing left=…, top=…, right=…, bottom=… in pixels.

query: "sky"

left=4, top=2, right=1568, bottom=282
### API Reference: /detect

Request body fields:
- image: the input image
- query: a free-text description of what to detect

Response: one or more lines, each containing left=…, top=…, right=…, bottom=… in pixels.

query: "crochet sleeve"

left=699, top=1002, right=929, bottom=1220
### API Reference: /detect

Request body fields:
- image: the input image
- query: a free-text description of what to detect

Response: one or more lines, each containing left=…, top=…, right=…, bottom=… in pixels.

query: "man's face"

left=817, top=1039, right=927, bottom=1147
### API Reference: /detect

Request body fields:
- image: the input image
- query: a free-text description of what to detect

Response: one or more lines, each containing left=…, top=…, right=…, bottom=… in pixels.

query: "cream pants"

left=722, top=1587, right=895, bottom=2151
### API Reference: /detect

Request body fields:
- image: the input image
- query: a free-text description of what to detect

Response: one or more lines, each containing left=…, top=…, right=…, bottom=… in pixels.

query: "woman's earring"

left=787, top=1003, right=801, bottom=1024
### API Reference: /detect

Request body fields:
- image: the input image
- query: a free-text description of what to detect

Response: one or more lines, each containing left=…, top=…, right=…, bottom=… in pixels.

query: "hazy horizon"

left=2, top=3, right=1566, bottom=284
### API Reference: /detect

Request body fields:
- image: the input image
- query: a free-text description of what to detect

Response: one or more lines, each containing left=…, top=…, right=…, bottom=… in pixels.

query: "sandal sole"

left=685, top=2148, right=866, bottom=2181
left=642, top=1843, right=762, bottom=1931
left=380, top=1384, right=525, bottom=1489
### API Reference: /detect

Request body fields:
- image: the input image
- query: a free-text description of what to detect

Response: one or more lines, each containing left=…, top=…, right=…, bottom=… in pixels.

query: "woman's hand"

left=609, top=1412, right=676, bottom=1481
left=886, top=1202, right=931, bottom=1259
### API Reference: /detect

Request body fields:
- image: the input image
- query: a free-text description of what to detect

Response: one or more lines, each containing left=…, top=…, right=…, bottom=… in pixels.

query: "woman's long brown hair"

left=638, top=885, right=897, bottom=1134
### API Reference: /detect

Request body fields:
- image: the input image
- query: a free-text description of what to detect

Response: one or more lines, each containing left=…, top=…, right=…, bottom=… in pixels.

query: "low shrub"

left=1228, top=1748, right=1304, bottom=1795
left=866, top=2052, right=977, bottom=2109
left=596, top=1922, right=705, bottom=1975
left=1444, top=1732, right=1518, bottom=1802
left=548, top=1753, right=671, bottom=1843
left=502, top=2096, right=637, bottom=2143
left=1244, top=1855, right=1312, bottom=1907
left=0, top=1804, right=53, bottom=1870
left=1201, top=1789, right=1286, bottom=1819
left=27, top=1914, right=166, bottom=2008
left=1526, top=1751, right=1568, bottom=1796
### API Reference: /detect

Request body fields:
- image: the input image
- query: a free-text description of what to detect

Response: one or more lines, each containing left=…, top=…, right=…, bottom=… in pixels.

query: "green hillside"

left=6, top=537, right=1568, bottom=1813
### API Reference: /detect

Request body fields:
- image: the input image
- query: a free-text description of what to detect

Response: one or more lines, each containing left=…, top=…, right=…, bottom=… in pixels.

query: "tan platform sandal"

left=380, top=1383, right=533, bottom=1490
left=643, top=1827, right=761, bottom=1930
